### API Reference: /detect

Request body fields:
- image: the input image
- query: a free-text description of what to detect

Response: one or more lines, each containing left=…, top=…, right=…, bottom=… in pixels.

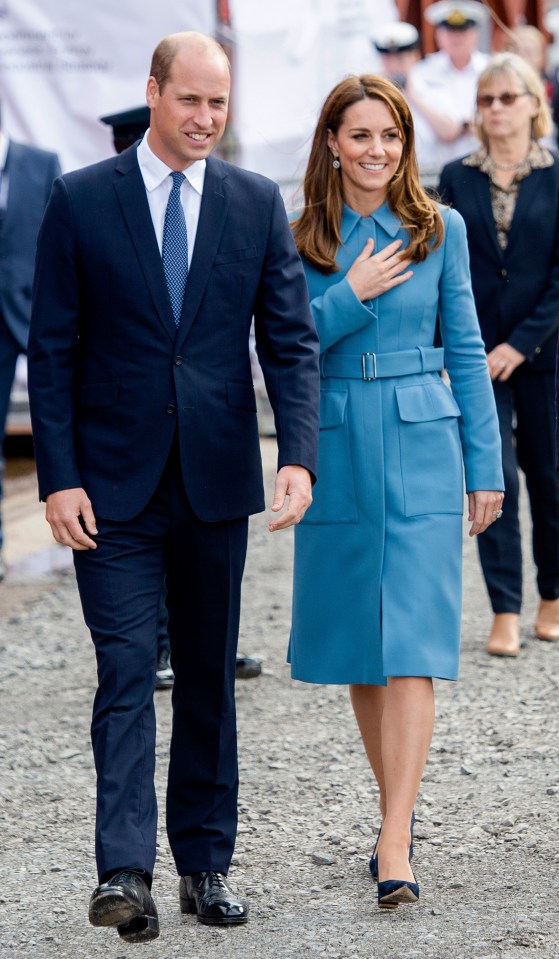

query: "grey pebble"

left=311, top=853, right=336, bottom=866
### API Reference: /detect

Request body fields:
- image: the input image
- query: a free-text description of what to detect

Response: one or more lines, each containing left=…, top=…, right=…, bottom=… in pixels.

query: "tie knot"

left=170, top=171, right=185, bottom=191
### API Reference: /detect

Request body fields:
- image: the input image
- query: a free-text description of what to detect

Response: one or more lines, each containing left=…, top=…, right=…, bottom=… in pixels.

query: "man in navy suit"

left=0, top=125, right=60, bottom=575
left=28, top=32, right=319, bottom=943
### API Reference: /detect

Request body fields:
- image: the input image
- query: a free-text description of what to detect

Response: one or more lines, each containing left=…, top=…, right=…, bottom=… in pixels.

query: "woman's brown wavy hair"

left=292, top=74, right=443, bottom=273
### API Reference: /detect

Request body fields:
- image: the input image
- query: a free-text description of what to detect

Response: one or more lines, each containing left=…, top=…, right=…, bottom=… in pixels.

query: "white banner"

left=0, top=0, right=215, bottom=171
left=233, top=0, right=398, bottom=200
left=0, top=0, right=398, bottom=182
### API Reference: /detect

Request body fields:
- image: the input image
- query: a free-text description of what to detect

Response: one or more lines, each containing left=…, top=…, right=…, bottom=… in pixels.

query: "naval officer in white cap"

left=407, top=1, right=489, bottom=176
left=371, top=22, right=439, bottom=177
left=372, top=21, right=421, bottom=88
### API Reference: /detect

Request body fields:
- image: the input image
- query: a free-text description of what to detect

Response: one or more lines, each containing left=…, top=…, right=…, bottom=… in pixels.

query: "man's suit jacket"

left=0, top=141, right=61, bottom=349
left=28, top=148, right=319, bottom=522
left=438, top=156, right=559, bottom=371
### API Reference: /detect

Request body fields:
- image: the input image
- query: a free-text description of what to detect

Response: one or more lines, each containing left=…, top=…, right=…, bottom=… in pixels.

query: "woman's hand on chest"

left=346, top=237, right=413, bottom=302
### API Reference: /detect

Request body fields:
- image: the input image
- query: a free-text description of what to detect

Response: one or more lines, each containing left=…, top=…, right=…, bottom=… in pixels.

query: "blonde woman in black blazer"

left=439, top=53, right=559, bottom=657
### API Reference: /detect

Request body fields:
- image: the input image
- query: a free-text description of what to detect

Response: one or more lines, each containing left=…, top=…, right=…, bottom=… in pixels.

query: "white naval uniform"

left=409, top=49, right=488, bottom=175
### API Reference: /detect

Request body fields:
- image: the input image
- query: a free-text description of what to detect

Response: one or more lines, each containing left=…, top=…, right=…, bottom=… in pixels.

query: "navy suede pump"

left=377, top=874, right=419, bottom=910
left=369, top=810, right=415, bottom=881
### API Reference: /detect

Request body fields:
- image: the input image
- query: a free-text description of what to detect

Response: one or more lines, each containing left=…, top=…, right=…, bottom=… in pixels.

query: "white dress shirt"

left=136, top=133, right=206, bottom=268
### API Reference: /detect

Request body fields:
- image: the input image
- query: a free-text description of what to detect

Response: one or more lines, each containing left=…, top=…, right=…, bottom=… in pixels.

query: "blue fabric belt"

left=320, top=346, right=445, bottom=381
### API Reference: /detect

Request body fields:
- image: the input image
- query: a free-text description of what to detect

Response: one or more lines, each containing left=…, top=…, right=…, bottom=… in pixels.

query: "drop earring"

left=332, top=157, right=340, bottom=169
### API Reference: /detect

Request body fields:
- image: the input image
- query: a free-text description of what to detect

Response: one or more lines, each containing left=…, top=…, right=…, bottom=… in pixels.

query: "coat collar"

left=460, top=154, right=550, bottom=261
left=464, top=164, right=504, bottom=262
left=341, top=201, right=402, bottom=243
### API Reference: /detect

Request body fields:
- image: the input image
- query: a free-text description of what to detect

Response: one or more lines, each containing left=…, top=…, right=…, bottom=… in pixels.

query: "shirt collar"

left=463, top=140, right=554, bottom=181
left=341, top=201, right=401, bottom=243
left=0, top=132, right=10, bottom=171
left=137, top=132, right=206, bottom=195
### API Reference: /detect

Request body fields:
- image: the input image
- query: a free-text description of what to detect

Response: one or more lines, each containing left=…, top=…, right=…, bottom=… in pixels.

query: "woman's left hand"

left=487, top=343, right=525, bottom=381
left=467, top=490, right=505, bottom=537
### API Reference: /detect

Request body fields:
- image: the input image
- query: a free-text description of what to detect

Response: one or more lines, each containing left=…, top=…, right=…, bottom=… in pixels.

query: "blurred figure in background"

left=407, top=1, right=488, bottom=180
left=505, top=25, right=548, bottom=81
left=439, top=53, right=559, bottom=657
left=101, top=106, right=263, bottom=690
left=372, top=21, right=421, bottom=89
left=371, top=22, right=436, bottom=174
left=0, top=111, right=60, bottom=578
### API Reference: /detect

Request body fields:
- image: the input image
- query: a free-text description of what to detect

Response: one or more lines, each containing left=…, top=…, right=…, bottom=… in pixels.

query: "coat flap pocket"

left=320, top=389, right=348, bottom=430
left=226, top=380, right=257, bottom=412
left=79, top=379, right=120, bottom=408
left=214, top=246, right=258, bottom=266
left=395, top=382, right=461, bottom=423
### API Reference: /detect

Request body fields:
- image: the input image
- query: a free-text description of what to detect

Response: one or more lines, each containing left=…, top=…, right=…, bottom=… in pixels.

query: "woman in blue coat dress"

left=289, top=75, right=504, bottom=909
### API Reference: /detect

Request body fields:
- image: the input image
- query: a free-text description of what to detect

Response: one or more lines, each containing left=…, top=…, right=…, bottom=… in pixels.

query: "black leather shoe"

left=155, top=648, right=174, bottom=690
left=179, top=871, right=248, bottom=925
left=235, top=654, right=262, bottom=680
left=89, top=869, right=159, bottom=942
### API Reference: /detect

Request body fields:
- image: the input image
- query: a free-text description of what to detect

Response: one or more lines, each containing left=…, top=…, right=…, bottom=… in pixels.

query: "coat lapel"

left=470, top=167, right=503, bottom=263
left=505, top=170, right=538, bottom=257
left=113, top=146, right=177, bottom=343
left=175, top=155, right=230, bottom=349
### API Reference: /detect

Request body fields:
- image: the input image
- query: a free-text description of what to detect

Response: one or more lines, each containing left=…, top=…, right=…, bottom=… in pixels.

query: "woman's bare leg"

left=350, top=676, right=435, bottom=883
left=349, top=684, right=387, bottom=817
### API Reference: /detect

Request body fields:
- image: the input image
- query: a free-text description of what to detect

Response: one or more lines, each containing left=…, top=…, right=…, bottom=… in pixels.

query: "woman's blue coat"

left=289, top=202, right=504, bottom=685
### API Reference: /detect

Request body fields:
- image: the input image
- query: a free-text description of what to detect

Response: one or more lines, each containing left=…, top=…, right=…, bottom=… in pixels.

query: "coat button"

left=535, top=346, right=541, bottom=354
left=174, top=355, right=183, bottom=366
left=501, top=268, right=508, bottom=277
left=166, top=404, right=176, bottom=414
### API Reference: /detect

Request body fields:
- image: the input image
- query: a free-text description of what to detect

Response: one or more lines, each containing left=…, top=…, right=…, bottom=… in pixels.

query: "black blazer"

left=438, top=155, right=559, bottom=371
left=28, top=148, right=320, bottom=522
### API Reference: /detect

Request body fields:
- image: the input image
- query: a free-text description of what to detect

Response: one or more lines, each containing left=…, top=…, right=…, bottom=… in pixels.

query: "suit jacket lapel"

left=175, top=155, right=230, bottom=349
left=471, top=167, right=503, bottom=263
left=1, top=142, right=24, bottom=238
left=505, top=170, right=537, bottom=257
left=113, top=146, right=177, bottom=343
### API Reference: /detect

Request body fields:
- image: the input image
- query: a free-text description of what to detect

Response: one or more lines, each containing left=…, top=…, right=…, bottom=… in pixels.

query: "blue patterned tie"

left=162, top=171, right=188, bottom=327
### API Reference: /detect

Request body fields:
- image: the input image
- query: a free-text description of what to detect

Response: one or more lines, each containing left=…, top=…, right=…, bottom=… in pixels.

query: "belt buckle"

left=361, top=352, right=377, bottom=381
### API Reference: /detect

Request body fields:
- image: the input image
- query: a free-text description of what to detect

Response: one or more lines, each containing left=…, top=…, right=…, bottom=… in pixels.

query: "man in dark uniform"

left=0, top=114, right=60, bottom=577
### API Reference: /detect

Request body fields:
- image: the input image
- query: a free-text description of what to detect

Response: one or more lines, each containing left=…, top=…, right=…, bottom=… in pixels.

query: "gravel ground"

left=1, top=438, right=558, bottom=959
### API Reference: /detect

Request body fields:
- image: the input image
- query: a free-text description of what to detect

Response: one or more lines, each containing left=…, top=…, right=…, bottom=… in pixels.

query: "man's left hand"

left=269, top=465, right=313, bottom=532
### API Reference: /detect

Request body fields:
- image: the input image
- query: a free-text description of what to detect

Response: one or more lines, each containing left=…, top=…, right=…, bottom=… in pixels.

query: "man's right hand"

left=45, top=488, right=98, bottom=550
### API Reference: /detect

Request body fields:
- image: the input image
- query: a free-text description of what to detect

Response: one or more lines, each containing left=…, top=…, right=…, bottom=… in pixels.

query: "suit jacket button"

left=501, top=267, right=508, bottom=277
left=166, top=404, right=176, bottom=414
left=174, top=355, right=183, bottom=366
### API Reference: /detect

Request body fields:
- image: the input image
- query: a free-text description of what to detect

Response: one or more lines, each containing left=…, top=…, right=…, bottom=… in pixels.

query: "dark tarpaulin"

left=395, top=0, right=548, bottom=53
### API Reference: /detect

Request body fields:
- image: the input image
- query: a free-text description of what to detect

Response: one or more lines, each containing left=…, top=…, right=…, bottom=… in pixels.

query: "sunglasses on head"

left=476, top=91, right=530, bottom=108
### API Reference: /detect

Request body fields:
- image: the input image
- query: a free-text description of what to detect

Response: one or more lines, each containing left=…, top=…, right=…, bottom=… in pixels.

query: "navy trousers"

left=73, top=440, right=248, bottom=881
left=478, top=368, right=559, bottom=613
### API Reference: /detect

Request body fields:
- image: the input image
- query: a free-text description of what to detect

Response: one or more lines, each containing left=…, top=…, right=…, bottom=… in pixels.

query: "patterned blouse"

left=462, top=141, right=554, bottom=250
